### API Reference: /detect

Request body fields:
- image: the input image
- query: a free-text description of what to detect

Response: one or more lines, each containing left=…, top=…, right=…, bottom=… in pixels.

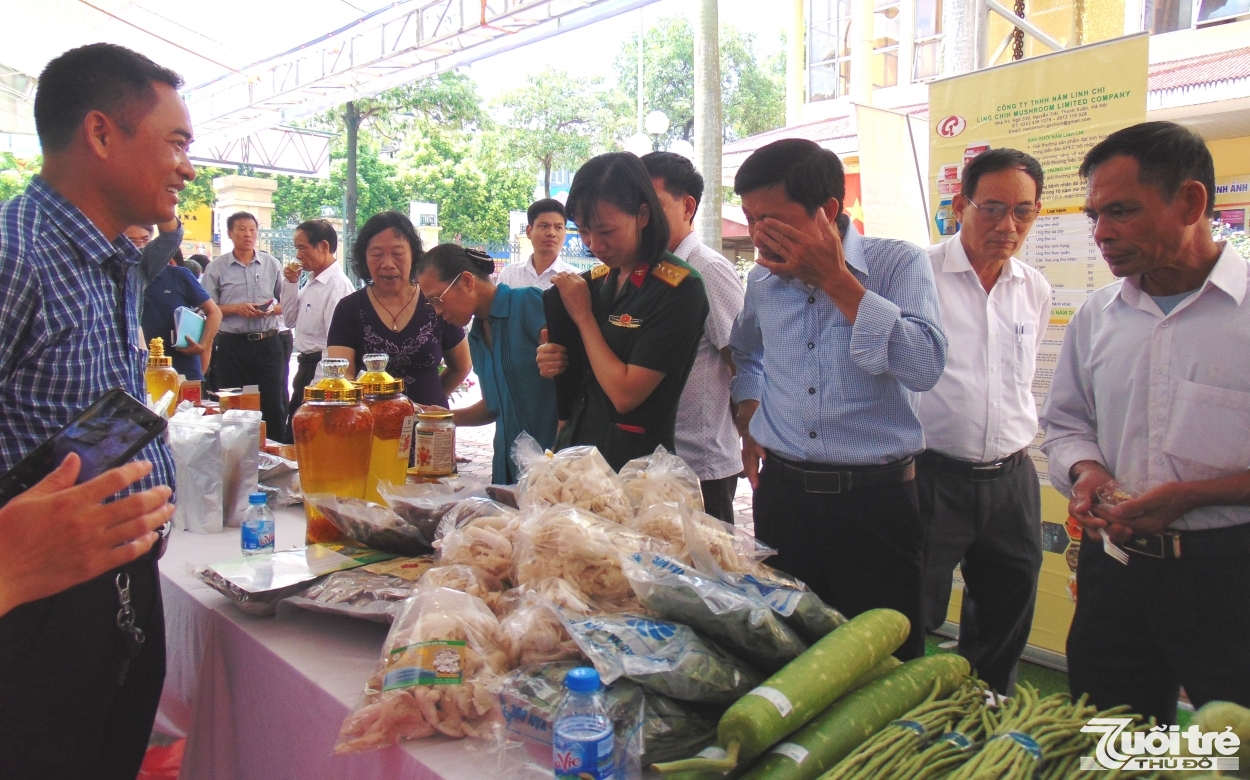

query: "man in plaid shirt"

left=0, top=44, right=189, bottom=779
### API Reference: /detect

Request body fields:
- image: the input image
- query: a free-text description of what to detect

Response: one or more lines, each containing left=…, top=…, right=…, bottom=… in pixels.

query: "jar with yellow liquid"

left=145, top=337, right=179, bottom=418
left=292, top=358, right=374, bottom=544
left=356, top=353, right=416, bottom=503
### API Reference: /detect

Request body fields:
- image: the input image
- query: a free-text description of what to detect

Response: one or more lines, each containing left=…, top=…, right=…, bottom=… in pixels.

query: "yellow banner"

left=181, top=204, right=213, bottom=243
left=927, top=35, right=1148, bottom=658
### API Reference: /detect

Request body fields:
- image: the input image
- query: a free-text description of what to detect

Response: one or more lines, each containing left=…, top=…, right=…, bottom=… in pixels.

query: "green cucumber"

left=737, top=653, right=971, bottom=780
left=654, top=609, right=911, bottom=775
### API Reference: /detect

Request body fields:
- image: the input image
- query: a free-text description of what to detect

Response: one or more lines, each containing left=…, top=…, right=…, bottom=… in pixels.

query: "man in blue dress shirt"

left=729, top=138, right=947, bottom=659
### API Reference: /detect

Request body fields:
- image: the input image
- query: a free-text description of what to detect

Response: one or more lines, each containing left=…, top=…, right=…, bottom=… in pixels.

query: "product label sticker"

left=361, top=555, right=435, bottom=581
left=382, top=639, right=466, bottom=689
left=747, top=686, right=793, bottom=718
left=771, top=742, right=809, bottom=765
left=697, top=746, right=728, bottom=761
left=397, top=415, right=416, bottom=459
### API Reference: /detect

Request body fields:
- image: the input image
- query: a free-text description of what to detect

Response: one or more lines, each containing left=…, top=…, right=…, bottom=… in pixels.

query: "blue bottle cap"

left=565, top=667, right=601, bottom=692
left=248, top=492, right=268, bottom=505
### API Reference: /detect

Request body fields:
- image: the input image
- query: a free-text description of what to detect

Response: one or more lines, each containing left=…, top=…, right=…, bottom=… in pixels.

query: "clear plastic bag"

left=511, top=504, right=677, bottom=612
left=287, top=569, right=414, bottom=623
left=559, top=610, right=763, bottom=705
left=334, top=587, right=510, bottom=753
left=500, top=661, right=718, bottom=770
left=431, top=499, right=519, bottom=582
left=499, top=593, right=583, bottom=667
left=304, top=493, right=433, bottom=556
left=377, top=479, right=489, bottom=548
left=417, top=564, right=507, bottom=613
left=682, top=506, right=777, bottom=575
left=511, top=432, right=633, bottom=524
left=494, top=577, right=600, bottom=620
left=618, top=445, right=705, bottom=512
left=620, top=551, right=808, bottom=673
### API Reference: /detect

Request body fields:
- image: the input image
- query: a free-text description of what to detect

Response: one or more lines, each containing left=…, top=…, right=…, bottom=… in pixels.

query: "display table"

left=156, top=507, right=518, bottom=780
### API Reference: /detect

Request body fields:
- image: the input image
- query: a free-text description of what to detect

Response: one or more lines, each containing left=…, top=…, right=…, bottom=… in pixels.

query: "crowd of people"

left=0, top=41, right=1246, bottom=780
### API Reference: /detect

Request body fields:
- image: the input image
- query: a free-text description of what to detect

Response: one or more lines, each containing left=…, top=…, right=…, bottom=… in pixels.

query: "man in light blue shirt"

left=729, top=138, right=947, bottom=659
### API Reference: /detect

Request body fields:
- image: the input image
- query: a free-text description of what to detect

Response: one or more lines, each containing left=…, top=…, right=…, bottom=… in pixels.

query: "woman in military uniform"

left=537, top=152, right=710, bottom=471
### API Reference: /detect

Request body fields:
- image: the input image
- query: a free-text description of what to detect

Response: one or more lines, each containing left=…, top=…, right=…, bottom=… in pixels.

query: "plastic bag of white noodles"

left=499, top=592, right=584, bottom=668
left=511, top=504, right=678, bottom=612
left=510, top=432, right=633, bottom=524
left=618, top=445, right=704, bottom=513
left=431, top=499, right=519, bottom=582
left=334, top=587, right=510, bottom=753
left=492, top=576, right=601, bottom=619
left=681, top=505, right=776, bottom=574
left=416, top=564, right=507, bottom=613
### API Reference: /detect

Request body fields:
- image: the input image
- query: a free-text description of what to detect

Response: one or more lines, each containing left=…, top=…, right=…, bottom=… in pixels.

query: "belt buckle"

left=803, top=470, right=842, bottom=494
left=247, top=332, right=263, bottom=341
left=970, top=462, right=1003, bottom=482
left=1126, top=534, right=1166, bottom=559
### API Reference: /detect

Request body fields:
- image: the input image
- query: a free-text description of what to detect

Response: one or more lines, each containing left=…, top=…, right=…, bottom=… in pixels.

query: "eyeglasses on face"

left=427, top=272, right=464, bottom=309
left=968, top=199, right=1040, bottom=224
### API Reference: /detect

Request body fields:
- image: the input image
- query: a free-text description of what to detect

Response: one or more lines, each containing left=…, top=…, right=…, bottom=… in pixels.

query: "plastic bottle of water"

left=241, top=492, right=275, bottom=555
left=553, top=667, right=615, bottom=780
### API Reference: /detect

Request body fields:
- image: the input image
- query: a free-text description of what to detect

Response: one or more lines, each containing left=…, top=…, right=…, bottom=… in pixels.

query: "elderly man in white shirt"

left=642, top=151, right=745, bottom=522
left=496, top=199, right=578, bottom=290
left=917, top=148, right=1051, bottom=695
left=1041, top=121, right=1250, bottom=724
left=280, top=219, right=355, bottom=427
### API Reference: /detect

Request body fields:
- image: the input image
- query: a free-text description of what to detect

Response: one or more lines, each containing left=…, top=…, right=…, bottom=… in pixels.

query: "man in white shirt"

left=643, top=151, right=745, bottom=522
left=917, top=148, right=1051, bottom=695
left=496, top=199, right=577, bottom=290
left=281, top=219, right=355, bottom=427
left=1041, top=121, right=1250, bottom=723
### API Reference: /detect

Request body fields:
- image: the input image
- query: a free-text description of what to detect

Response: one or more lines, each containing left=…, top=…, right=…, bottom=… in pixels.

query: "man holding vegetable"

left=1041, top=121, right=1250, bottom=723
left=729, top=138, right=948, bottom=660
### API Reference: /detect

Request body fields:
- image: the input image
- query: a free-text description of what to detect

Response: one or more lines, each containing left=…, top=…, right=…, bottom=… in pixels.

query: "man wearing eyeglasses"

left=916, top=148, right=1051, bottom=695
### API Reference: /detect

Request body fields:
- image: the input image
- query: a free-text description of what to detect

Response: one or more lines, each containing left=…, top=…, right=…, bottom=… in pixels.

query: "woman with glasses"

left=415, top=244, right=558, bottom=483
left=326, top=211, right=471, bottom=407
left=536, top=152, right=710, bottom=471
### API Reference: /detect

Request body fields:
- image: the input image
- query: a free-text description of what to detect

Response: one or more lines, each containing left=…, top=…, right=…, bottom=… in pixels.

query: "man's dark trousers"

left=214, top=331, right=288, bottom=442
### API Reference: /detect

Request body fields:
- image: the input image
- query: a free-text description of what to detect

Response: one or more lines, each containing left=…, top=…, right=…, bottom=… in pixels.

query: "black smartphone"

left=0, top=389, right=168, bottom=508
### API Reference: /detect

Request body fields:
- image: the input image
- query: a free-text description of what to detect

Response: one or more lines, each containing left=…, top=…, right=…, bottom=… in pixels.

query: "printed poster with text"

left=927, top=34, right=1147, bottom=657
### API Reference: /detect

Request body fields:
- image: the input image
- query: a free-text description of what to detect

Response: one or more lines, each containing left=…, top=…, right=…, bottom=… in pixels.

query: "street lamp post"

left=644, top=110, right=670, bottom=151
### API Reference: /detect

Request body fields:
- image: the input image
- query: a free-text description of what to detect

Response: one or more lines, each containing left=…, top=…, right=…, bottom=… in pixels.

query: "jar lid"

left=417, top=410, right=453, bottom=421
left=305, top=357, right=362, bottom=402
left=147, top=337, right=172, bottom=368
left=356, top=353, right=405, bottom=395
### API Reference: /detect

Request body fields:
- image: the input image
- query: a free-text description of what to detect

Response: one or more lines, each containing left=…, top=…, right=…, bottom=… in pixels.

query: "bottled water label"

left=241, top=521, right=275, bottom=553
left=553, top=716, right=614, bottom=780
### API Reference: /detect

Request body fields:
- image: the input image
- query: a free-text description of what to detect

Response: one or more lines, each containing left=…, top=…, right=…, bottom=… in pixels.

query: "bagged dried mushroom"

left=511, top=432, right=634, bottom=524
left=431, top=498, right=519, bottom=582
left=304, top=493, right=433, bottom=556
left=288, top=569, right=414, bottom=623
left=618, top=445, right=704, bottom=512
left=416, top=564, right=506, bottom=613
left=499, top=592, right=584, bottom=667
left=334, top=587, right=509, bottom=753
left=376, top=479, right=488, bottom=548
left=492, top=576, right=600, bottom=619
left=511, top=503, right=679, bottom=612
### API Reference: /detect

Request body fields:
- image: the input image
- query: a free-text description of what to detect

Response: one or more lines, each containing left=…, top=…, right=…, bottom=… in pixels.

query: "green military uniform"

left=543, top=252, right=709, bottom=471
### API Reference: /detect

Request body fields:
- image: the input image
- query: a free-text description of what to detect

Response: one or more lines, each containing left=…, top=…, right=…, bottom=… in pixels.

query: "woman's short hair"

left=352, top=211, right=424, bottom=283
left=566, top=153, right=670, bottom=268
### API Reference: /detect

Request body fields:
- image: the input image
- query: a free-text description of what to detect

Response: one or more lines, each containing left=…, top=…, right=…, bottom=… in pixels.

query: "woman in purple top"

left=327, top=211, right=471, bottom=407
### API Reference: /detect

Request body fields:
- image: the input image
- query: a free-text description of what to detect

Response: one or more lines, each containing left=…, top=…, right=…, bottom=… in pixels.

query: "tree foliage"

left=613, top=16, right=786, bottom=145
left=179, top=165, right=231, bottom=216
left=0, top=153, right=40, bottom=202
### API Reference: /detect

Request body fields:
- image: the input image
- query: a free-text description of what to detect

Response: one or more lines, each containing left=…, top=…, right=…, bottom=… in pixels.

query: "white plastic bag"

left=168, top=408, right=223, bottom=534
left=221, top=409, right=262, bottom=527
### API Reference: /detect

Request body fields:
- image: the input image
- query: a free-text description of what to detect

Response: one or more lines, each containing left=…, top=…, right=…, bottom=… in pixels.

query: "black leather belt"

left=917, top=448, right=1030, bottom=482
left=1125, top=522, right=1250, bottom=560
left=766, top=451, right=916, bottom=494
left=297, top=350, right=322, bottom=363
left=218, top=329, right=278, bottom=341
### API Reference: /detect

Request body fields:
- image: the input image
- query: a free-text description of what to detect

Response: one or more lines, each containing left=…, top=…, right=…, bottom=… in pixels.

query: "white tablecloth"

left=156, top=507, right=521, bottom=780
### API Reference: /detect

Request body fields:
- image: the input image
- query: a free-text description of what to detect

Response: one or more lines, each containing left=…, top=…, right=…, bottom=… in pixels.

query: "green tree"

left=495, top=68, right=621, bottom=198
left=178, top=165, right=231, bottom=216
left=614, top=16, right=786, bottom=145
left=0, top=153, right=40, bottom=201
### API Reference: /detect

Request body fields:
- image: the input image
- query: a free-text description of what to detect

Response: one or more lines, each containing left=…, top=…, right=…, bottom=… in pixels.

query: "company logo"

left=553, top=749, right=581, bottom=772
left=626, top=618, right=675, bottom=641
left=937, top=115, right=967, bottom=138
left=1081, top=718, right=1240, bottom=771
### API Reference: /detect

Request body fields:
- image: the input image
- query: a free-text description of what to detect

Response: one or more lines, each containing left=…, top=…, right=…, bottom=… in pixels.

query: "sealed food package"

left=511, top=504, right=677, bottom=612
left=335, top=587, right=510, bottom=752
left=257, top=451, right=301, bottom=509
left=417, top=564, right=507, bottom=613
left=494, top=577, right=600, bottom=619
left=500, top=662, right=719, bottom=768
left=499, top=594, right=583, bottom=667
left=511, top=433, right=633, bottom=524
left=432, top=500, right=519, bottom=582
left=560, top=611, right=762, bottom=704
left=682, top=508, right=776, bottom=575
left=168, top=409, right=224, bottom=534
left=220, top=409, right=263, bottom=527
left=377, top=479, right=488, bottom=548
left=620, top=552, right=808, bottom=673
left=195, top=544, right=396, bottom=616
left=624, top=503, right=694, bottom=564
left=725, top=566, right=847, bottom=643
left=305, top=493, right=435, bottom=556
left=287, top=569, right=414, bottom=623
left=618, top=446, right=704, bottom=512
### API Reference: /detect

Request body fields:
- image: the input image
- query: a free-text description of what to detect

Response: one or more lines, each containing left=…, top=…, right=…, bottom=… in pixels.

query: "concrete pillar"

left=212, top=175, right=278, bottom=256
left=694, top=0, right=724, bottom=251
left=786, top=0, right=806, bottom=125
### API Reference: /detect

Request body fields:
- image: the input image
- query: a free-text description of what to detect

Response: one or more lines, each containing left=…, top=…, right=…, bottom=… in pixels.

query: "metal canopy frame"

left=184, top=0, right=658, bottom=151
